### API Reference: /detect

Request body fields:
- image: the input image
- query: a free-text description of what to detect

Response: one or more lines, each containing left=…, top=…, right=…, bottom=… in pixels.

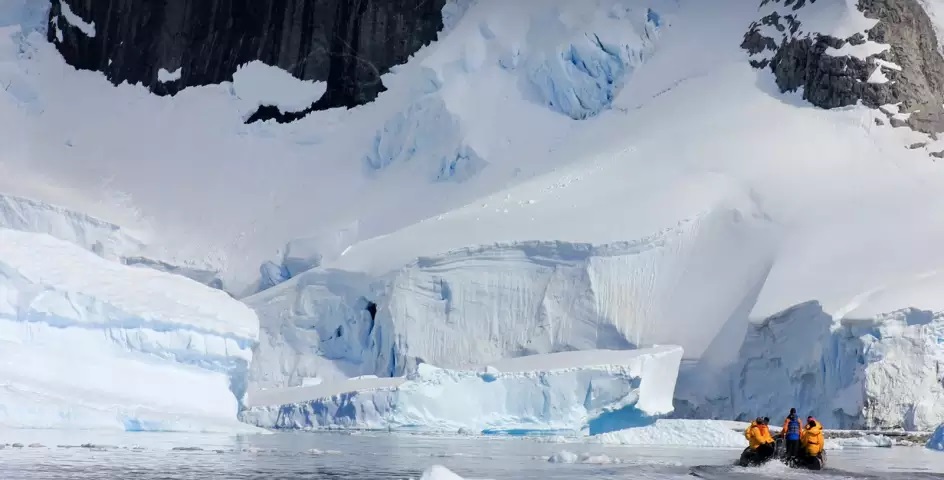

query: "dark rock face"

left=47, top=0, right=446, bottom=118
left=743, top=0, right=944, bottom=136
left=861, top=0, right=944, bottom=133
left=770, top=35, right=891, bottom=109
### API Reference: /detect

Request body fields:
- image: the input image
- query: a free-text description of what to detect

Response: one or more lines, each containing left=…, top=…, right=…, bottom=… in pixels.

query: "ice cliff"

left=678, top=298, right=944, bottom=431
left=241, top=346, right=682, bottom=434
left=0, top=228, right=259, bottom=431
left=247, top=189, right=776, bottom=390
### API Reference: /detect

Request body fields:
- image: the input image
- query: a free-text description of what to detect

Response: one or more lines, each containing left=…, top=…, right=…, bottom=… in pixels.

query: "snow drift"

left=241, top=346, right=682, bottom=434
left=0, top=228, right=259, bottom=432
left=0, top=192, right=143, bottom=259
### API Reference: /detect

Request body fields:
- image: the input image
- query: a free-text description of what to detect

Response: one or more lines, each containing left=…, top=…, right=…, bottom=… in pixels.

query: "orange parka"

left=745, top=421, right=775, bottom=449
left=801, top=422, right=824, bottom=455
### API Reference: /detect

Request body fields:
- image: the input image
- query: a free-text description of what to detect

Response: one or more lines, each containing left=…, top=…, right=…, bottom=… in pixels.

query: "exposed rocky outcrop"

left=47, top=0, right=446, bottom=121
left=742, top=0, right=944, bottom=144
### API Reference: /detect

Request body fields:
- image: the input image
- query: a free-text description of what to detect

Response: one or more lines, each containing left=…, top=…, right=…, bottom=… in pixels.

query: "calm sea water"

left=0, top=430, right=943, bottom=479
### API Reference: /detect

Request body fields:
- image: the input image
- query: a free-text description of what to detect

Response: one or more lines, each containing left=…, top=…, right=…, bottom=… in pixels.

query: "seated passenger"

left=801, top=418, right=824, bottom=457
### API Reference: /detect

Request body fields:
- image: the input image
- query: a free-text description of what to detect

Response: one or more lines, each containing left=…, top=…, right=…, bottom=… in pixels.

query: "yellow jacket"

left=745, top=422, right=775, bottom=449
left=802, top=422, right=824, bottom=455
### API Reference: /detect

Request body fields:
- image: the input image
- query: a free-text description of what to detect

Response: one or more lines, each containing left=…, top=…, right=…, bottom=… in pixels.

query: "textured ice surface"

left=242, top=346, right=682, bottom=434
left=678, top=300, right=944, bottom=431
left=0, top=193, right=143, bottom=259
left=929, top=424, right=944, bottom=451
left=0, top=228, right=259, bottom=432
left=247, top=185, right=776, bottom=391
left=589, top=419, right=747, bottom=448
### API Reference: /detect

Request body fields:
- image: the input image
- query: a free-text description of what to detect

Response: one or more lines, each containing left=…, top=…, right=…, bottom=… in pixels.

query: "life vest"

left=786, top=416, right=801, bottom=440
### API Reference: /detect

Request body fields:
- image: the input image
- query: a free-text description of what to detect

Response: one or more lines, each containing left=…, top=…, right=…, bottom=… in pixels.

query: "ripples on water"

left=0, top=430, right=943, bottom=479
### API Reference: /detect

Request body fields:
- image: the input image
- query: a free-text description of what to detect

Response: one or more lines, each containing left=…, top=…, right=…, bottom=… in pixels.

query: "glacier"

left=677, top=299, right=944, bottom=431
left=245, top=184, right=776, bottom=390
left=241, top=346, right=682, bottom=434
left=0, top=228, right=260, bottom=432
left=3, top=0, right=944, bottom=437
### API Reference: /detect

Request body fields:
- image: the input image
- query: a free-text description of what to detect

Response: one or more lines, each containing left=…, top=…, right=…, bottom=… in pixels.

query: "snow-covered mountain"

left=2, top=0, right=944, bottom=434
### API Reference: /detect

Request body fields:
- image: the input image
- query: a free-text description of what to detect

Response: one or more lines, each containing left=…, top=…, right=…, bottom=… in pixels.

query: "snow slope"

left=0, top=228, right=259, bottom=432
left=0, top=0, right=674, bottom=293
left=0, top=193, right=144, bottom=259
left=242, top=346, right=682, bottom=434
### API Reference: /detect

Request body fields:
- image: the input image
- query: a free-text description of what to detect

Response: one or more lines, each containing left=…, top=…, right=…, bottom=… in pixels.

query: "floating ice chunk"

left=547, top=450, right=621, bottom=464
left=828, top=435, right=893, bottom=449
left=589, top=420, right=747, bottom=448
left=242, top=346, right=683, bottom=433
left=547, top=450, right=579, bottom=463
left=421, top=465, right=465, bottom=480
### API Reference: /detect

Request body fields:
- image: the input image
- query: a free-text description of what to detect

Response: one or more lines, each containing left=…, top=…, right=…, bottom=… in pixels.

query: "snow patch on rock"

left=231, top=61, right=326, bottom=115
left=57, top=0, right=95, bottom=37
left=158, top=67, right=181, bottom=83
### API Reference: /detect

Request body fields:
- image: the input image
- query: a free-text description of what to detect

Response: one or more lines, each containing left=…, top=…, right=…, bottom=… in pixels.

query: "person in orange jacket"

left=801, top=417, right=824, bottom=457
left=741, top=417, right=776, bottom=465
